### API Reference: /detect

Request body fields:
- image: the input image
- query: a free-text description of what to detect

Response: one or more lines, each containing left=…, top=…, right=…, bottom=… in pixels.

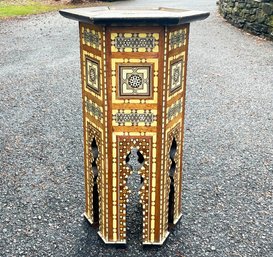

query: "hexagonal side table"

left=60, top=6, right=209, bottom=245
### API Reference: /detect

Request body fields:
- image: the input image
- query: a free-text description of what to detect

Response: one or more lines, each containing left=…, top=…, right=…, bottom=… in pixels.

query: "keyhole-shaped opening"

left=126, top=148, right=145, bottom=172
left=125, top=147, right=145, bottom=242
left=125, top=147, right=145, bottom=199
left=169, top=138, right=177, bottom=177
left=168, top=138, right=177, bottom=227
left=91, top=138, right=98, bottom=177
left=91, top=138, right=99, bottom=225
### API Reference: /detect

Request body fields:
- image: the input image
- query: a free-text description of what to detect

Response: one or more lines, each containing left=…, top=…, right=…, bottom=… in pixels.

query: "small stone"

left=211, top=246, right=216, bottom=251
left=3, top=228, right=7, bottom=233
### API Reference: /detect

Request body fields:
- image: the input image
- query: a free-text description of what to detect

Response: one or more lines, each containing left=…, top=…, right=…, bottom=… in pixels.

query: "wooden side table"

left=60, top=6, right=209, bottom=245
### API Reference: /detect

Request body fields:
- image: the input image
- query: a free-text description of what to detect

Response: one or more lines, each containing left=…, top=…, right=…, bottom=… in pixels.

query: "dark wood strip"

left=82, top=44, right=101, bottom=57
left=167, top=92, right=184, bottom=107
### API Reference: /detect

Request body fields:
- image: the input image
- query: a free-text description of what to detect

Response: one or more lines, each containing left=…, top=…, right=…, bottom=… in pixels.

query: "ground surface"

left=1, top=0, right=273, bottom=256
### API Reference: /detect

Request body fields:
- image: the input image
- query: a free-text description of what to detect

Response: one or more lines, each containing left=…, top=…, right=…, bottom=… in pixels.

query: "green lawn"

left=0, top=0, right=70, bottom=18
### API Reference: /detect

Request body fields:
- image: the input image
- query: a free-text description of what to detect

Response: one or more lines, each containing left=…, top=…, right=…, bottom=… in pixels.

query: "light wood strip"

left=84, top=91, right=103, bottom=106
left=112, top=103, right=158, bottom=110
left=112, top=126, right=157, bottom=133
left=111, top=52, right=159, bottom=59
left=166, top=115, right=182, bottom=130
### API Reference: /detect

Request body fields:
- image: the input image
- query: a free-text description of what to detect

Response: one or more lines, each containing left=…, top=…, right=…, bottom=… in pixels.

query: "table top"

left=59, top=6, right=210, bottom=26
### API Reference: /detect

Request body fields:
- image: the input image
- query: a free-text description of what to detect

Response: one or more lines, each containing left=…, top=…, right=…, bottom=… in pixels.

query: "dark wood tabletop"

left=59, top=6, right=210, bottom=26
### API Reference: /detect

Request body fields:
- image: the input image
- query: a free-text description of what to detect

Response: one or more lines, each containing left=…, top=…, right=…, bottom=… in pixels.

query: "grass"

left=0, top=0, right=72, bottom=19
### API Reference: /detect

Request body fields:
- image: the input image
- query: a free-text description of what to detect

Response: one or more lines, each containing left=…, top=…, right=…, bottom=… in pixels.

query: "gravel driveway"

left=0, top=0, right=273, bottom=256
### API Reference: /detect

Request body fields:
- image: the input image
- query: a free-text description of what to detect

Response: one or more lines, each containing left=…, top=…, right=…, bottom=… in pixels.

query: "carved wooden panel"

left=80, top=23, right=107, bottom=240
left=165, top=123, right=183, bottom=226
left=162, top=24, right=189, bottom=233
left=86, top=122, right=103, bottom=224
left=114, top=136, right=152, bottom=242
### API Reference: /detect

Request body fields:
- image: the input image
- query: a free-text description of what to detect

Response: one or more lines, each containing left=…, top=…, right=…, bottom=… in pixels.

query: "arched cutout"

left=125, top=147, right=145, bottom=193
left=170, top=138, right=177, bottom=160
left=91, top=137, right=99, bottom=225
left=168, top=177, right=175, bottom=225
left=126, top=148, right=144, bottom=172
left=168, top=138, right=177, bottom=227
left=125, top=147, right=145, bottom=242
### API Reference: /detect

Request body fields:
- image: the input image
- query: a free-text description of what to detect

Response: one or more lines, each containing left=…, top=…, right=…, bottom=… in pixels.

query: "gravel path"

left=0, top=1, right=273, bottom=256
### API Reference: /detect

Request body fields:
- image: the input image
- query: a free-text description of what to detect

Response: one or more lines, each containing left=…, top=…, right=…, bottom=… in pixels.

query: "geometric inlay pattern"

left=169, top=29, right=186, bottom=50
left=85, top=99, right=103, bottom=120
left=83, top=28, right=101, bottom=49
left=113, top=110, right=156, bottom=126
left=170, top=58, right=183, bottom=95
left=112, top=33, right=158, bottom=52
left=118, top=65, right=152, bottom=98
left=167, top=99, right=182, bottom=121
left=85, top=56, right=100, bottom=94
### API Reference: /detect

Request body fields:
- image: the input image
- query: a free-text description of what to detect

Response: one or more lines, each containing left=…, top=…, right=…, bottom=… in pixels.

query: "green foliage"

left=0, top=1, right=68, bottom=18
